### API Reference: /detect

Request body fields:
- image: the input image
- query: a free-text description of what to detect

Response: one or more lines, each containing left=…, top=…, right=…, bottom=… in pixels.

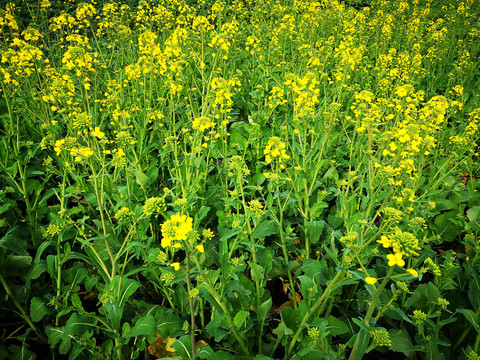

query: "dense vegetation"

left=1, top=0, right=480, bottom=359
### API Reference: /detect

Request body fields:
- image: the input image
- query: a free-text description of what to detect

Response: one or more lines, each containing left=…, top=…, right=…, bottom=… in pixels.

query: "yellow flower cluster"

left=161, top=213, right=193, bottom=248
left=264, top=137, right=290, bottom=166
left=285, top=72, right=320, bottom=119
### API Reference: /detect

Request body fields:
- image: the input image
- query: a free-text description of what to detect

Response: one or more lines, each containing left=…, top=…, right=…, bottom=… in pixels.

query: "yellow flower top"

left=407, top=268, right=418, bottom=277
left=196, top=244, right=204, bottom=253
left=377, top=235, right=392, bottom=248
left=365, top=277, right=377, bottom=285
left=170, top=262, right=180, bottom=271
left=161, top=213, right=193, bottom=248
left=91, top=127, right=105, bottom=139
left=387, top=252, right=405, bottom=267
left=263, top=137, right=290, bottom=164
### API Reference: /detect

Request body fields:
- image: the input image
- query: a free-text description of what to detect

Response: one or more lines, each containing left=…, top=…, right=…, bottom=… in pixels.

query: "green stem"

left=184, top=245, right=196, bottom=357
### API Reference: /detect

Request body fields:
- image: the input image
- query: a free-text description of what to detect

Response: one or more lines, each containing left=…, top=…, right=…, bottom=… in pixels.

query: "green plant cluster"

left=0, top=0, right=480, bottom=359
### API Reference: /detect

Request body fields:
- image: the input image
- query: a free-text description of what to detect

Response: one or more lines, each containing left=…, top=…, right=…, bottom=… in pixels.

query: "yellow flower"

left=91, top=127, right=105, bottom=139
left=365, top=277, right=377, bottom=285
left=161, top=213, right=193, bottom=248
left=170, top=262, right=180, bottom=271
left=192, top=116, right=215, bottom=132
left=377, top=235, right=391, bottom=248
left=407, top=268, right=418, bottom=277
left=387, top=252, right=405, bottom=267
left=196, top=244, right=204, bottom=253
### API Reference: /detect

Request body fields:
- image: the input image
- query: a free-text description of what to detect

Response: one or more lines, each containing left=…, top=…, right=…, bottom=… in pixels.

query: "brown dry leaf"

left=148, top=333, right=177, bottom=358
left=195, top=340, right=209, bottom=348
left=270, top=300, right=294, bottom=316
left=295, top=292, right=302, bottom=304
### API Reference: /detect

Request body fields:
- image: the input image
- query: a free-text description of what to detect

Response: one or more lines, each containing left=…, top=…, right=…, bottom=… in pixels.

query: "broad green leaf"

left=457, top=309, right=479, bottom=332
left=261, top=249, right=273, bottom=275
left=196, top=206, right=211, bottom=222
left=281, top=307, right=297, bottom=330
left=272, top=322, right=293, bottom=337
left=327, top=215, right=343, bottom=229
left=126, top=314, right=156, bottom=339
left=104, top=302, right=123, bottom=331
left=390, top=329, right=414, bottom=356
left=205, top=314, right=229, bottom=342
left=430, top=210, right=462, bottom=242
left=257, top=298, right=272, bottom=320
left=154, top=306, right=182, bottom=338
left=326, top=316, right=349, bottom=336
left=6, top=344, right=35, bottom=360
left=30, top=297, right=49, bottom=322
left=133, top=169, right=149, bottom=188
left=306, top=220, right=325, bottom=244
left=233, top=310, right=247, bottom=328
left=252, top=220, right=279, bottom=238
left=110, top=276, right=140, bottom=308
left=248, top=261, right=264, bottom=283
left=405, top=282, right=440, bottom=310
left=171, top=335, right=192, bottom=359
left=348, top=329, right=369, bottom=360
left=0, top=226, right=28, bottom=256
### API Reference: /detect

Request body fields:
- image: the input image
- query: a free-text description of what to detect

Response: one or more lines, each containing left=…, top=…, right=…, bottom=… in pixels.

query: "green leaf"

left=171, top=335, right=192, bottom=359
left=248, top=261, right=265, bottom=283
left=326, top=316, right=349, bottom=336
left=154, top=306, right=182, bottom=338
left=272, top=322, right=293, bottom=337
left=126, top=314, right=156, bottom=339
left=133, top=169, right=149, bottom=189
left=257, top=298, right=272, bottom=320
left=348, top=329, right=369, bottom=360
left=281, top=307, right=297, bottom=330
left=104, top=302, right=123, bottom=331
left=196, top=206, right=211, bottom=222
left=198, top=347, right=234, bottom=360
left=457, top=309, right=479, bottom=333
left=233, top=310, right=248, bottom=328
left=327, top=215, right=343, bottom=230
left=110, top=276, right=140, bottom=308
left=252, top=220, right=279, bottom=238
left=0, top=226, right=28, bottom=256
left=405, top=283, right=441, bottom=310
left=45, top=326, right=65, bottom=349
left=30, top=297, right=49, bottom=322
left=6, top=344, right=35, bottom=360
left=205, top=314, right=229, bottom=342
left=430, top=210, right=462, bottom=242
left=306, top=220, right=325, bottom=244
left=390, top=329, right=414, bottom=356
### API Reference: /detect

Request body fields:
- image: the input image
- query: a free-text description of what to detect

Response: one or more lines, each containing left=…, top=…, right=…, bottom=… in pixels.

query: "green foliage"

left=1, top=0, right=480, bottom=359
